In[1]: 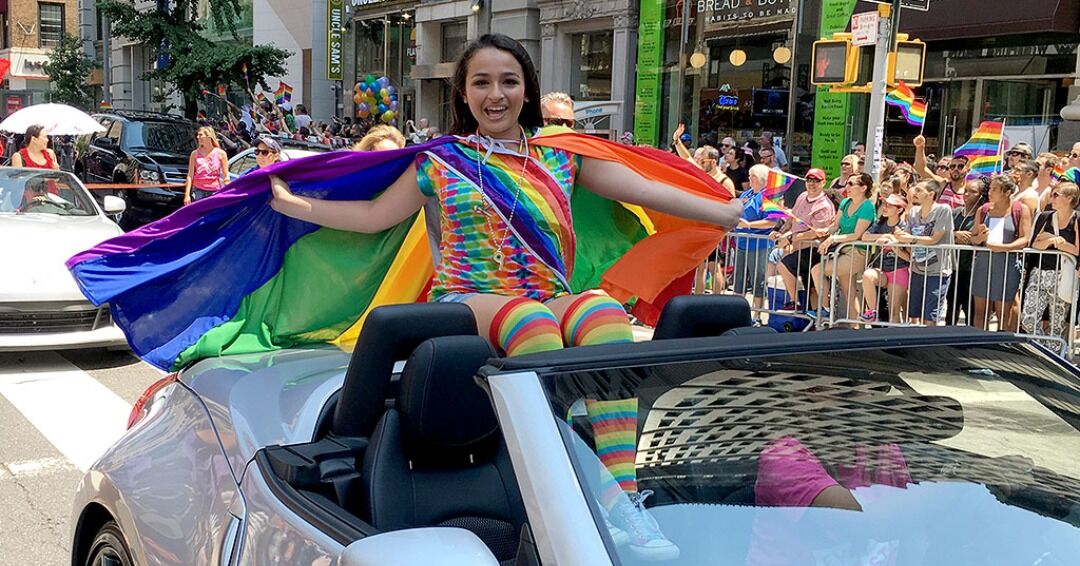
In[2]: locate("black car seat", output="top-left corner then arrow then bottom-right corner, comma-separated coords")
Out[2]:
330,303 -> 478,439
355,335 -> 527,564
653,294 -> 770,339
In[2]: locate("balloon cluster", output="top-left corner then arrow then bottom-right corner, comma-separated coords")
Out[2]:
354,75 -> 398,124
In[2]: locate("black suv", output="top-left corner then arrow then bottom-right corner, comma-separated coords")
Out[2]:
76,111 -> 199,230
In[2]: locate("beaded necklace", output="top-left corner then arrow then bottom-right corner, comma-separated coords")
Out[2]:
474,126 -> 529,268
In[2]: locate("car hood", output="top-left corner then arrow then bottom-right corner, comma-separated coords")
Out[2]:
180,347 -> 350,479
0,214 -> 121,302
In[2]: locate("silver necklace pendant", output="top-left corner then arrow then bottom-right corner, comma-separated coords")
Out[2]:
493,250 -> 505,268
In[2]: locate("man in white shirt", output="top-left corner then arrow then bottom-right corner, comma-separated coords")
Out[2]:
760,131 -> 787,170
293,104 -> 312,130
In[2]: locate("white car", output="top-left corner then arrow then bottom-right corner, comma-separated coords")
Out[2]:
0,167 -> 128,351
228,144 -> 327,177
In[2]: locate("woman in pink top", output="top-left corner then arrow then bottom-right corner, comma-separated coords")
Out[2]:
183,126 -> 230,204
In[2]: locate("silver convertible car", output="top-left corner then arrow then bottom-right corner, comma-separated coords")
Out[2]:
0,168 -> 127,351
70,297 -> 1080,565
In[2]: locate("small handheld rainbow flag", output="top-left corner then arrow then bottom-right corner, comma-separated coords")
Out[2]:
761,198 -> 789,221
242,63 -> 250,85
885,81 -> 927,128
763,169 -> 797,200
1051,162 -> 1068,182
275,81 -> 293,105
954,120 -> 1005,179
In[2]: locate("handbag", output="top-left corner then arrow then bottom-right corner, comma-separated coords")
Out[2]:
1050,212 -> 1077,302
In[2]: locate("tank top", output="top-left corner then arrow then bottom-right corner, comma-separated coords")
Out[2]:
192,150 -> 224,190
19,147 -> 54,169
415,135 -> 579,302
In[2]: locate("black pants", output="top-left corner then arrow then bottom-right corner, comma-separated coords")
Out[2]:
947,268 -> 973,326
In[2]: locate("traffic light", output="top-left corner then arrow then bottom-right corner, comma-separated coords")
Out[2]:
811,38 -> 859,86
889,38 -> 927,87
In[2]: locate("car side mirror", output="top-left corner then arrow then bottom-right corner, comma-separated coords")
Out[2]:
340,528 -> 500,566
93,137 -> 117,150
102,195 -> 126,214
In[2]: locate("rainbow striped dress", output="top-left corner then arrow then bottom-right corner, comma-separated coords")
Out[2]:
417,134 -> 580,302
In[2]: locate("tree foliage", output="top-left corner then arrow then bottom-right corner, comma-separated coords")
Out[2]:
42,33 -> 98,110
97,0 -> 290,118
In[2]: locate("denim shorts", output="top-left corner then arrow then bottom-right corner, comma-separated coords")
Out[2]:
909,273 -> 950,321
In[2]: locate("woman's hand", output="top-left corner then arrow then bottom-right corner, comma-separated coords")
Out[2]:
818,236 -> 834,255
672,123 -> 685,144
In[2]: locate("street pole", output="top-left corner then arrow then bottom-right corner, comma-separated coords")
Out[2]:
864,0 -> 901,180
102,19 -> 112,107
674,0 -> 690,136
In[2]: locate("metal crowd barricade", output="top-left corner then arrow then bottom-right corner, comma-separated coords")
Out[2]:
698,231 -> 824,332
823,240 -> 1077,357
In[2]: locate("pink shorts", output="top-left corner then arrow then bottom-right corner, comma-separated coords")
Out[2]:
883,267 -> 910,288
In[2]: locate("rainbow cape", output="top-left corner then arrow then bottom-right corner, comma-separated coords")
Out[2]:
67,129 -> 730,371
954,120 -> 1004,179
884,81 -> 926,127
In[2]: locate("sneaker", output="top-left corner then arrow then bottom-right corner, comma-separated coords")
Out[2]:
805,307 -> 829,320
779,301 -> 798,312
607,490 -> 680,561
600,505 -> 630,547
860,310 -> 878,323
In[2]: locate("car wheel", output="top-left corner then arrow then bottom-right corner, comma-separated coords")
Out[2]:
86,521 -> 133,566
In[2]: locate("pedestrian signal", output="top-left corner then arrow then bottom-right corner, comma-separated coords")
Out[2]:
811,39 -> 858,86
889,39 -> 926,87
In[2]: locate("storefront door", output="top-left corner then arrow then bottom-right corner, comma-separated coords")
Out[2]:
927,79 -> 977,155
979,78 -> 1058,154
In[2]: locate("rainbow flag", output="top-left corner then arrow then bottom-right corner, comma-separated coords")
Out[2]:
763,169 -> 796,200
66,130 -> 731,371
885,81 -> 927,128
217,84 -> 227,97
953,120 -> 1005,179
275,81 -> 293,105
1052,162 -> 1068,182
761,199 -> 789,221
242,63 -> 250,84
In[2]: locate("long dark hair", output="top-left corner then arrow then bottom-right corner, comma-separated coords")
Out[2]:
450,34 -> 543,135
23,124 -> 45,147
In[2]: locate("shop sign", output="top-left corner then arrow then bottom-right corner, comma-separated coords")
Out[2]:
634,0 -> 666,147
811,0 -> 859,180
942,43 -> 1077,59
327,0 -> 345,81
696,0 -> 795,33
851,12 -> 878,47
7,96 -> 23,115
17,56 -> 49,78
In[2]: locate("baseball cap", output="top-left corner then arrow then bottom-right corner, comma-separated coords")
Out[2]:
806,168 -> 826,181
885,193 -> 907,208
256,135 -> 283,153
679,133 -> 692,143
278,101 -> 293,112
1008,142 -> 1033,157
620,131 -> 635,143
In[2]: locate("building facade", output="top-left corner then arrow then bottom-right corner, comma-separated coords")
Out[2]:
1,0 -> 79,114
538,0 -> 637,138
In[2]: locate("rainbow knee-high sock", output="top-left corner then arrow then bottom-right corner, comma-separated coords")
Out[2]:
490,297 -> 564,356
561,293 -> 634,347
587,398 -> 638,506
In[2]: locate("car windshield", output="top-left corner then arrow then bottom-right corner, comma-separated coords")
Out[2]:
541,343 -> 1080,565
123,121 -> 197,153
0,170 -> 98,216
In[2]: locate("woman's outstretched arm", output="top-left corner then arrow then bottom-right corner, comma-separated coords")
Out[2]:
578,157 -> 743,229
269,162 -> 428,233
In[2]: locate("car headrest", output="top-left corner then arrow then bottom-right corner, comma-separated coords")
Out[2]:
398,335 -> 499,468
653,295 -> 753,340
331,303 -> 478,438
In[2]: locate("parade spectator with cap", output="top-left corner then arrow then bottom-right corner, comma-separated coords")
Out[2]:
619,131 -> 635,145
859,193 -> 911,323
239,135 -> 284,176
1005,142 -> 1033,172
914,134 -> 966,208
772,167 -> 836,312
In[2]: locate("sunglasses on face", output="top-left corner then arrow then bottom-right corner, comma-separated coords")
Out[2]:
858,160 -> 866,165
947,164 -> 965,170
1070,152 -> 1080,158
543,118 -> 575,127
254,149 -> 277,156
1007,151 -> 1026,157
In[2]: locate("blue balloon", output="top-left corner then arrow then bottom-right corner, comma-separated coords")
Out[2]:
377,103 -> 387,113
386,85 -> 395,96
390,100 -> 398,111
358,82 -> 367,92
377,76 -> 390,88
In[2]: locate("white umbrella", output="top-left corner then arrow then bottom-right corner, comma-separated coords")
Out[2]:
0,103 -> 105,136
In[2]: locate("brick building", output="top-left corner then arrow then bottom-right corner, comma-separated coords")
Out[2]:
0,0 -> 79,112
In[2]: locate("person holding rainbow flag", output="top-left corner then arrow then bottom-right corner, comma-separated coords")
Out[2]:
69,33 -> 742,561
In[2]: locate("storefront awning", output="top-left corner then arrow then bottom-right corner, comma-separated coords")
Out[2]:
897,0 -> 1080,40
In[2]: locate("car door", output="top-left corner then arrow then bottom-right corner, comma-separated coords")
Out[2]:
85,119 -> 120,183
98,120 -> 124,182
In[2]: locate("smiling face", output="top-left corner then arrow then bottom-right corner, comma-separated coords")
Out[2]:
464,47 -> 527,139
254,143 -> 279,168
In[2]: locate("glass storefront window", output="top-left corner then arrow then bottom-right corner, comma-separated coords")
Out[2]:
442,21 -> 468,63
355,19 -> 386,77
569,31 -> 613,102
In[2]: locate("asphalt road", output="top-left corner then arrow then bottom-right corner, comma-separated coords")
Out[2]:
0,348 -> 160,566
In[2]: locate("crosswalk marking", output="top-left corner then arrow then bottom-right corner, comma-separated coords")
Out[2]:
0,457 -> 77,479
0,352 -> 133,472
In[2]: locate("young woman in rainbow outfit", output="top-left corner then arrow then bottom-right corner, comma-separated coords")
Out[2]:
268,34 -> 742,559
